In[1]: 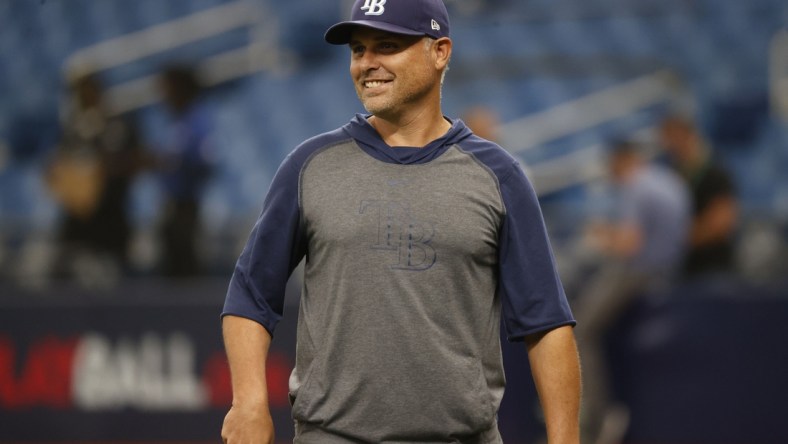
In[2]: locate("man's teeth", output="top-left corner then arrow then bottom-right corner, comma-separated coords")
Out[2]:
365,81 -> 385,87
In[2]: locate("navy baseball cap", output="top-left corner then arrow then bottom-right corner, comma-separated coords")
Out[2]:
325,0 -> 450,45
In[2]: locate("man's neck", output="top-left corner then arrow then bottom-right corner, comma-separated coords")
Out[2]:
369,107 -> 451,148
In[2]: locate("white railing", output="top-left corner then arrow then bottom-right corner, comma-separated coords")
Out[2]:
62,0 -> 291,115
527,126 -> 659,196
498,70 -> 685,195
769,28 -> 788,122
499,69 -> 681,153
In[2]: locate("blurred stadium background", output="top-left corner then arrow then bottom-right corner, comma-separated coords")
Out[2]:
1,0 -> 787,443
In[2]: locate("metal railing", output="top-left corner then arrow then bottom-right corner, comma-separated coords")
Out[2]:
769,28 -> 788,122
498,70 -> 686,195
62,0 -> 292,116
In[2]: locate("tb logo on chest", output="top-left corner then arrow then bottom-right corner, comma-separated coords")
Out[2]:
359,199 -> 436,271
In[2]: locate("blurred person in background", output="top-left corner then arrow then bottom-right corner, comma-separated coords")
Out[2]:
463,105 -> 534,180
46,72 -> 144,286
462,105 -> 501,142
659,115 -> 739,278
220,0 -> 580,443
575,141 -> 690,444
156,65 -> 216,278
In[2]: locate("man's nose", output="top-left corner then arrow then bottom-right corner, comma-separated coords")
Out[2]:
357,50 -> 381,71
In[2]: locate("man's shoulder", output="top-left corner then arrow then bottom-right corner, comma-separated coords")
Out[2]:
638,165 -> 690,206
695,160 -> 735,197
455,134 -> 520,183
643,164 -> 685,189
282,125 -> 354,173
704,161 -> 735,184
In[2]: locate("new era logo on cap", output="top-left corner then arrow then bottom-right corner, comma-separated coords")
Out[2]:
325,0 -> 450,45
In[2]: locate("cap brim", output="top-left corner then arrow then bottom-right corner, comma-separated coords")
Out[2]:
324,20 -> 424,45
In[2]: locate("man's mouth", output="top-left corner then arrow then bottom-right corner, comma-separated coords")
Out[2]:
364,80 -> 391,88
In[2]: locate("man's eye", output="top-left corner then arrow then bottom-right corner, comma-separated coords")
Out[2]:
378,42 -> 397,51
351,46 -> 364,55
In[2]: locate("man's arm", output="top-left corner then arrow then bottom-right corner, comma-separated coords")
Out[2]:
691,195 -> 737,247
584,221 -> 643,259
221,315 -> 275,444
525,325 -> 581,444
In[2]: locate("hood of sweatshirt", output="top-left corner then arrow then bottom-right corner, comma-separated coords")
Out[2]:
341,113 -> 474,165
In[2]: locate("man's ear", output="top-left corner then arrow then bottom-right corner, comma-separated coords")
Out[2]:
433,37 -> 452,70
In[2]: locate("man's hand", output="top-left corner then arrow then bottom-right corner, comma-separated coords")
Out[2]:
221,403 -> 275,444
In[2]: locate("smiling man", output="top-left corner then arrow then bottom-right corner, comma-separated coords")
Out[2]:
220,1 -> 580,443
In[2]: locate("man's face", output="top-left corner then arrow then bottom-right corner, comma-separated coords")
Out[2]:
348,28 -> 439,119
659,120 -> 695,162
610,154 -> 634,183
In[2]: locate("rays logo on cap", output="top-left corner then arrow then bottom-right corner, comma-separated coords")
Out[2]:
361,0 -> 387,15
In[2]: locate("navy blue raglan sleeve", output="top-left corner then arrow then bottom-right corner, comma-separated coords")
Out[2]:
498,162 -> 575,341
222,153 -> 306,336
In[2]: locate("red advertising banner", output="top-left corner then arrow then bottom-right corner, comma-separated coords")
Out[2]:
0,279 -> 298,443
